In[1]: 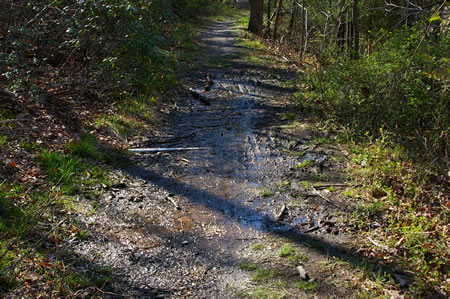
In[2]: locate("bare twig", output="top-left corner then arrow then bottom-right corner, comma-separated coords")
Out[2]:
129,147 -> 209,153
23,5 -> 49,30
303,225 -> 320,233
166,196 -> 181,210
313,183 -> 349,189
0,217 -> 67,278
311,187 -> 343,210
275,204 -> 286,221
408,1 -> 446,66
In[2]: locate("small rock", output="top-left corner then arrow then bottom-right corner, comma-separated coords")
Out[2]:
393,274 -> 408,287
297,265 -> 309,280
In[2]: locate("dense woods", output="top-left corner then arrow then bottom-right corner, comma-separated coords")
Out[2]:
246,0 -> 449,295
0,0 -> 448,297
249,0 -> 448,165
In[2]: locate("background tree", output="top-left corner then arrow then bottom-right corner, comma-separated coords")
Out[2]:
248,0 -> 264,34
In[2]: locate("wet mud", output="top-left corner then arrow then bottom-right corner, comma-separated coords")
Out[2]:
72,21 -> 359,298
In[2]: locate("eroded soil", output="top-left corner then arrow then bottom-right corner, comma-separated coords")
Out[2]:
71,21 -> 366,298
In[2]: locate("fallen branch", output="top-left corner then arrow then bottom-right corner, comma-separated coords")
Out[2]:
313,183 -> 348,189
275,204 -> 286,221
302,225 -> 320,233
190,88 -> 211,105
23,5 -> 49,30
129,147 -> 209,153
311,187 -> 343,210
367,237 -> 402,258
165,196 -> 181,210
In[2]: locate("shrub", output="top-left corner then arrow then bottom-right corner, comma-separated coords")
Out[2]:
298,26 -> 449,165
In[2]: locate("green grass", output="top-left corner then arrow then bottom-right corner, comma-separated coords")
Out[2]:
252,286 -> 287,299
344,131 -> 449,295
312,173 -> 328,181
38,150 -> 83,193
288,252 -> 309,265
93,114 -> 140,139
239,262 -> 258,271
235,12 -> 249,28
238,262 -> 280,282
252,243 -> 264,251
296,159 -> 313,169
38,147 -> 112,195
67,133 -> 99,159
19,140 -> 38,151
261,187 -> 274,197
276,180 -> 289,188
252,268 -> 280,282
300,181 -> 311,189
278,244 -> 293,257
118,96 -> 156,121
0,108 -> 15,121
0,183 -> 28,235
295,280 -> 318,292
0,135 -> 7,146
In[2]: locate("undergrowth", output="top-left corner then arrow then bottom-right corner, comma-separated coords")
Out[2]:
234,13 -> 449,297
346,129 -> 449,296
0,0 -> 237,295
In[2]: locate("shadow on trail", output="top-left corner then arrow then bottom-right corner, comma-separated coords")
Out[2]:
123,163 -> 390,274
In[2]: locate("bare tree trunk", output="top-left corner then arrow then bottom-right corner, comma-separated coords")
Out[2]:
352,0 -> 359,59
336,0 -> 345,52
268,0 -> 271,21
288,0 -> 297,33
249,0 -> 264,34
346,10 -> 352,52
299,0 -> 306,57
273,0 -> 283,40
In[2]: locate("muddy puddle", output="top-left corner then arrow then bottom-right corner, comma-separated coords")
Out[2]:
70,21 -> 356,298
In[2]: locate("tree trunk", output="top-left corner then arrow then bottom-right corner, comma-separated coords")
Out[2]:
352,0 -> 359,59
336,0 -> 345,52
268,0 -> 271,22
288,0 -> 297,33
273,0 -> 283,40
299,0 -> 306,57
248,0 -> 264,34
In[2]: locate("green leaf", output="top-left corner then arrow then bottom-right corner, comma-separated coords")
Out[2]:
429,12 -> 440,22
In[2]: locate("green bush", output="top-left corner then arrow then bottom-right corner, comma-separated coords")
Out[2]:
298,26 -> 449,163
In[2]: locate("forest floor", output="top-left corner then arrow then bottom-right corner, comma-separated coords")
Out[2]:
53,20 -> 405,298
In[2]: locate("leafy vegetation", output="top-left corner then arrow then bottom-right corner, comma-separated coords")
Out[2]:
241,0 -> 448,296
0,0 -> 234,296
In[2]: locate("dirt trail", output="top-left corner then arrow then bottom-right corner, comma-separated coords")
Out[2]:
72,21 -> 361,298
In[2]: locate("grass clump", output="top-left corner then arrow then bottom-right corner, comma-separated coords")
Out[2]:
38,146 -> 111,195
296,160 -> 313,169
261,187 -> 274,197
345,131 -> 449,294
288,252 -> 308,265
278,244 -> 293,257
67,134 -> 99,160
300,181 -> 311,189
252,243 -> 264,251
295,280 -> 318,292
239,262 -> 258,271
252,268 -> 279,282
